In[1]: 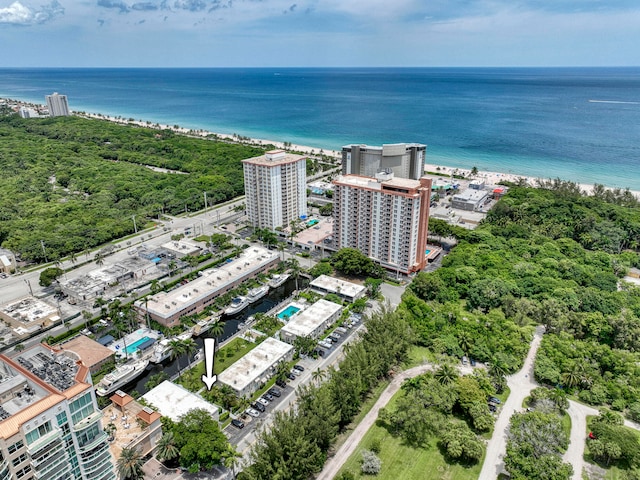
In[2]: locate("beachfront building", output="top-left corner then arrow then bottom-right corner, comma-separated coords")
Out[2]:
135,246 -> 279,327
0,345 -> 116,480
45,92 -> 70,117
279,299 -> 342,344
342,143 -> 427,181
217,337 -> 294,398
451,188 -> 488,211
332,172 -> 432,275
242,150 -> 307,230
142,381 -> 218,422
308,275 -> 366,303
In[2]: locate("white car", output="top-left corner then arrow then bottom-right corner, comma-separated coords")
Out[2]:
245,408 -> 260,418
257,398 -> 269,406
290,369 -> 301,377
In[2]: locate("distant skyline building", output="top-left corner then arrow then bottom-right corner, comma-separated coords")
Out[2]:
332,172 -> 432,275
45,92 -> 70,117
342,143 -> 427,180
0,345 -> 116,480
242,150 -> 307,230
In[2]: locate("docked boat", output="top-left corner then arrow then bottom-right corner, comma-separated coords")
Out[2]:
96,359 -> 149,396
150,331 -> 193,364
192,317 -> 217,336
224,296 -> 249,315
247,285 -> 269,303
268,273 -> 290,288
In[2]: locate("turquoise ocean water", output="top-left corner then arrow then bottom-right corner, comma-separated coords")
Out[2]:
1,67 -> 639,189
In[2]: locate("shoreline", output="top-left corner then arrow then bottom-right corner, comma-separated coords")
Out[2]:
3,97 -> 639,197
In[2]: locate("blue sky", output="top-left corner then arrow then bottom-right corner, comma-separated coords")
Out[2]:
1,0 -> 639,67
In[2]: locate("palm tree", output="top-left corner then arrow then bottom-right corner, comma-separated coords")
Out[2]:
434,363 -> 458,385
169,340 -> 186,378
149,279 -> 162,295
288,258 -> 301,291
209,320 -> 225,339
94,252 -> 105,267
183,338 -> 198,369
312,368 -> 326,385
69,252 -> 77,265
155,431 -> 179,464
223,447 -> 242,479
277,242 -> 285,262
117,446 -> 144,480
458,331 -> 473,357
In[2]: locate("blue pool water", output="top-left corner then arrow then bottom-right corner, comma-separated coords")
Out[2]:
425,249 -> 431,255
278,306 -> 300,320
125,336 -> 151,354
307,219 -> 319,226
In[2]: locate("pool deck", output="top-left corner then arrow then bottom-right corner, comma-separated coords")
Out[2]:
276,302 -> 306,321
108,327 -> 161,360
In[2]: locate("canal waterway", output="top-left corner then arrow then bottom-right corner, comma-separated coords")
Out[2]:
123,276 -> 305,396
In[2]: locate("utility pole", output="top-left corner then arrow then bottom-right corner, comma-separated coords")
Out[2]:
203,191 -> 208,215
132,215 -> 138,234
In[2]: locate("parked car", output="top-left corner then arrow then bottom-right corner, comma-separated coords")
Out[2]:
251,402 -> 265,413
329,333 -> 341,341
263,394 -> 274,402
336,327 -> 348,334
257,398 -> 269,407
470,358 -> 477,366
488,396 -> 501,404
293,365 -> 305,372
245,408 -> 260,418
231,419 -> 245,429
290,369 -> 301,377
286,372 -> 296,380
275,379 -> 287,388
268,387 -> 281,397
488,404 -> 497,413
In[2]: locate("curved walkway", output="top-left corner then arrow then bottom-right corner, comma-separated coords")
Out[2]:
478,325 -> 545,480
316,363 -> 436,480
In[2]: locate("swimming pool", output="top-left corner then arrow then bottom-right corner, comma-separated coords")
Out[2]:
277,305 -> 300,320
125,336 -> 151,354
307,219 -> 319,226
425,249 -> 431,255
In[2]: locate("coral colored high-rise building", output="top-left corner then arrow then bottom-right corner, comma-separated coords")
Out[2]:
332,172 -> 432,275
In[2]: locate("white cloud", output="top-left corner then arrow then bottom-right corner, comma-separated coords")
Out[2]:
0,0 -> 63,24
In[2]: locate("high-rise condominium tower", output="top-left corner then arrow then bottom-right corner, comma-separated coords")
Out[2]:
242,150 -> 308,230
342,143 -> 426,180
45,93 -> 70,117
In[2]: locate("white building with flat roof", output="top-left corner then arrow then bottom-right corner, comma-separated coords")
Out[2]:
280,299 -> 342,344
45,92 -> 70,117
309,275 -> 366,303
136,246 -> 278,327
217,337 -> 294,397
242,150 -> 307,230
142,381 -> 219,422
451,188 -> 488,211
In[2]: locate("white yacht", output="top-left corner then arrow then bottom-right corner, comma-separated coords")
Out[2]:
224,296 -> 249,315
96,359 -> 149,396
192,317 -> 217,336
247,285 -> 269,303
268,273 -> 290,288
150,331 -> 193,364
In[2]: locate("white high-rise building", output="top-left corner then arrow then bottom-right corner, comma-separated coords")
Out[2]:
242,150 -> 308,230
45,93 -> 70,117
332,172 -> 432,275
0,345 -> 116,480
342,143 -> 427,180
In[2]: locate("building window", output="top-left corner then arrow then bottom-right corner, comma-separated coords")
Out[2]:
8,440 -> 24,454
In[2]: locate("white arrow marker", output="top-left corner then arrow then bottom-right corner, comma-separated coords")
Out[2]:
201,337 -> 217,390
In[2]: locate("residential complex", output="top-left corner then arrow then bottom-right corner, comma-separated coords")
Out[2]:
142,381 -> 218,422
332,172 -> 432,275
308,275 -> 366,303
242,150 -> 307,230
217,337 -> 294,397
279,299 -> 342,344
135,246 -> 278,327
45,93 -> 70,117
341,143 -> 427,180
0,345 -> 116,480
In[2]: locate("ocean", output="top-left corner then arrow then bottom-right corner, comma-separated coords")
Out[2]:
1,67 -> 639,189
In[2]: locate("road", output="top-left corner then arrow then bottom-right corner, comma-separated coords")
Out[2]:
478,325 -> 545,480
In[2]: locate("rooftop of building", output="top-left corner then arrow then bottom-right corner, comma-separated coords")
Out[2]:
309,275 -> 366,299
142,381 -> 218,422
342,143 -> 426,151
292,217 -> 334,246
140,246 -> 278,319
217,337 -> 293,393
161,239 -> 202,256
281,299 -> 342,337
55,335 -> 115,369
333,173 -> 425,192
452,188 -> 489,201
0,296 -> 58,324
242,149 -> 307,167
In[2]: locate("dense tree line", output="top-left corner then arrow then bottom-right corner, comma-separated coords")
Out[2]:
0,115 -> 263,262
239,307 -> 413,479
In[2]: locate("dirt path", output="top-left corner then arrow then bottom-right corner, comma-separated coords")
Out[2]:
478,325 -> 545,480
316,363 -> 435,480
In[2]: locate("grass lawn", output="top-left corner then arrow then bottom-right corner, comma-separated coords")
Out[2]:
404,345 -> 436,368
337,422 -> 482,480
337,391 -> 483,480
